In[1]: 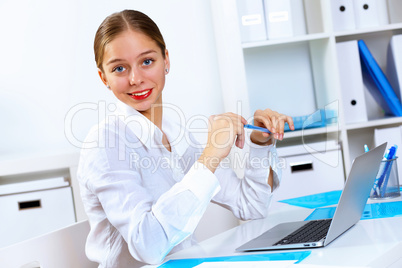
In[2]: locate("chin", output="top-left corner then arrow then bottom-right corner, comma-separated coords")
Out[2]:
130,100 -> 155,113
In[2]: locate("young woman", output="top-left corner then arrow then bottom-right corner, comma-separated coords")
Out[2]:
77,9 -> 294,267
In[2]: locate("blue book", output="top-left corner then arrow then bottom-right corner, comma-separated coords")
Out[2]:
284,109 -> 337,132
358,40 -> 402,116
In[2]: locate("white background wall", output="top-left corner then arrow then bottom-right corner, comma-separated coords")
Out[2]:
0,0 -> 225,156
0,0 -> 238,241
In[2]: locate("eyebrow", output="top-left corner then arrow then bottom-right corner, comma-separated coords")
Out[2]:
105,49 -> 158,66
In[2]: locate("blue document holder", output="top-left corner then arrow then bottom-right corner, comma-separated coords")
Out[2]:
284,109 -> 338,132
305,201 -> 402,221
358,39 -> 402,116
279,190 -> 342,209
158,251 -> 311,267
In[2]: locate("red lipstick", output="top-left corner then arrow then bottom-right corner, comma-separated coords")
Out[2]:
128,88 -> 153,100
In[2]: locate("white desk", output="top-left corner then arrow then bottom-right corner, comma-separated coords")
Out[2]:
151,199 -> 402,267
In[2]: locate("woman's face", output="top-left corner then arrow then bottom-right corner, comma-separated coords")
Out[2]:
99,30 -> 169,117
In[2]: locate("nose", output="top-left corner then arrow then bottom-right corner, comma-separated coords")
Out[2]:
129,68 -> 143,86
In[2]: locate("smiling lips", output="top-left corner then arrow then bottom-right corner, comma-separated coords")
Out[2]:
128,89 -> 152,100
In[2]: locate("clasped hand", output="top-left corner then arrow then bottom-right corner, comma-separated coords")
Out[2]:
198,109 -> 294,173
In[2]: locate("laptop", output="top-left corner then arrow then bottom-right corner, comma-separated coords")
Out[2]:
236,142 -> 387,252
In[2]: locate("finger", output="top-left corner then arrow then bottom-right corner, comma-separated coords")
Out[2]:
235,125 -> 246,149
240,115 -> 248,126
208,115 -> 215,132
237,116 -> 246,148
271,115 -> 278,133
254,114 -> 274,133
230,113 -> 247,128
224,113 -> 243,148
277,115 -> 285,130
278,118 -> 285,140
287,115 -> 295,131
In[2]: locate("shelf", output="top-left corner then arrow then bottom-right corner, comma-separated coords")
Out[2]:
0,150 -> 80,177
241,32 -> 331,49
345,116 -> 402,131
212,0 -> 402,173
283,124 -> 339,139
334,22 -> 402,38
241,22 -> 402,49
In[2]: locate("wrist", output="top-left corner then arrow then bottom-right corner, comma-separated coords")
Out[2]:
250,133 -> 273,146
198,151 -> 222,173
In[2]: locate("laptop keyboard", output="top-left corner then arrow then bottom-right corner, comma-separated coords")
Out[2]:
273,219 -> 332,245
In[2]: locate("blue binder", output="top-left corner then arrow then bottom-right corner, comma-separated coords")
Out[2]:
358,39 -> 402,116
283,109 -> 338,132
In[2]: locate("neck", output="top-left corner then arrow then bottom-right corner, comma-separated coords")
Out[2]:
140,96 -> 171,152
140,96 -> 163,130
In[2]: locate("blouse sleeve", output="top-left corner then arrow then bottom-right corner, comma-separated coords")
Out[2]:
80,145 -> 220,265
211,141 -> 281,221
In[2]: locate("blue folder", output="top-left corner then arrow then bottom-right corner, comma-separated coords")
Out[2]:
158,251 -> 311,267
305,201 -> 402,221
284,109 -> 338,132
279,190 -> 342,209
358,39 -> 402,116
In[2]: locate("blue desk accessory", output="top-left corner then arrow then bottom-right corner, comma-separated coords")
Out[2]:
244,124 -> 271,133
362,202 -> 402,219
157,251 -> 311,267
358,39 -> 402,116
305,201 -> 402,221
305,207 -> 337,221
371,145 -> 398,197
279,190 -> 342,209
246,109 -> 338,133
364,144 -> 369,153
283,109 -> 337,132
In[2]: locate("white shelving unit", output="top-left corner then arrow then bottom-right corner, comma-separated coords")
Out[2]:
0,150 -> 87,247
0,151 -> 86,221
211,0 -> 402,176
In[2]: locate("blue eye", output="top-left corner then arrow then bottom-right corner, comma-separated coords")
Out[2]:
113,66 -> 126,73
143,59 -> 154,66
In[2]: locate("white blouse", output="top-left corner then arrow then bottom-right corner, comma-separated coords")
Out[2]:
77,101 -> 281,267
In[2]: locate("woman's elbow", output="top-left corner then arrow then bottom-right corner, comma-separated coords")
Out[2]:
128,241 -> 171,265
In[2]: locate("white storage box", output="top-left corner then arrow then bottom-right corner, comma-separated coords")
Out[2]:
0,178 -> 76,248
271,140 -> 345,210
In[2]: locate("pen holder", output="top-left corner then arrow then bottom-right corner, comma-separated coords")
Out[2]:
370,157 -> 400,199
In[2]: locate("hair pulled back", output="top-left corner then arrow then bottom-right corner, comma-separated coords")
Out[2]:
94,10 -> 166,72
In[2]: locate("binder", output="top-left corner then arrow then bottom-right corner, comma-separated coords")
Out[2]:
387,0 -> 402,24
336,40 -> 368,124
263,0 -> 293,39
353,0 -> 380,29
374,126 -> 402,186
290,0 -> 307,36
386,34 -> 402,102
376,0 -> 390,25
358,39 -> 402,116
236,0 -> 267,43
330,0 -> 356,32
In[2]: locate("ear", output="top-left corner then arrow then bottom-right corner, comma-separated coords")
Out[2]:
164,49 -> 170,73
98,68 -> 109,88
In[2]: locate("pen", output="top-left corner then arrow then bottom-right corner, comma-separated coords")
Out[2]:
372,145 -> 398,197
244,124 -> 271,133
364,144 -> 369,153
378,145 -> 398,197
371,146 -> 391,197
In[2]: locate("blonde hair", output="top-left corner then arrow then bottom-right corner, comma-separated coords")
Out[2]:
94,10 -> 166,72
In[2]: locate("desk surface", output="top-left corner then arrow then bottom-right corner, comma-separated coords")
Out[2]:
151,197 -> 402,267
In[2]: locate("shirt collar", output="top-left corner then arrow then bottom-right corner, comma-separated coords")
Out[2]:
114,101 -> 188,156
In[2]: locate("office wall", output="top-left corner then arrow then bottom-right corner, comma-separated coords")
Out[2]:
0,0 -> 224,156
0,0 -> 239,242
